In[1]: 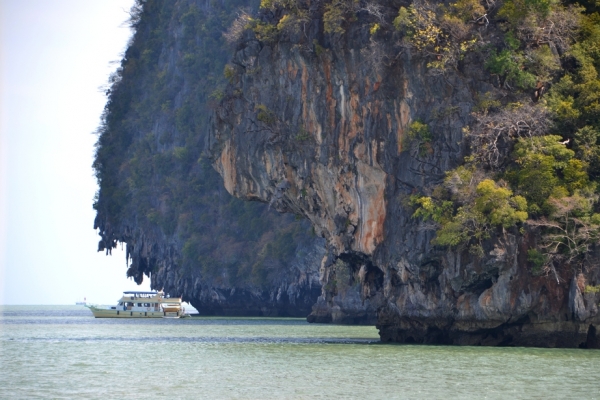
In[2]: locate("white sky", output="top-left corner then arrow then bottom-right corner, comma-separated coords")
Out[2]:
0,0 -> 158,305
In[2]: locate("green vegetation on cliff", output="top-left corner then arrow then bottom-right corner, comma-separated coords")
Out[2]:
401,0 -> 600,276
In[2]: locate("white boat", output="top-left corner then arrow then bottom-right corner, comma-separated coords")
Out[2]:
86,291 -> 190,318
75,297 -> 87,306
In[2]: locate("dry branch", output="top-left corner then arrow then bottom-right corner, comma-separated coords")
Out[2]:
468,104 -> 551,169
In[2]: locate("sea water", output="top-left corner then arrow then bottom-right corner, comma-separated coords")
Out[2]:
0,306 -> 598,399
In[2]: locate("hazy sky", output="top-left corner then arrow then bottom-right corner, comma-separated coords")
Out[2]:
0,0 -> 158,304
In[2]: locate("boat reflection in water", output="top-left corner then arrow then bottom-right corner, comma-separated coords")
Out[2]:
86,291 -> 190,318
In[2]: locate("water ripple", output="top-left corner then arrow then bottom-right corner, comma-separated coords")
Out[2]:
1,306 -> 599,399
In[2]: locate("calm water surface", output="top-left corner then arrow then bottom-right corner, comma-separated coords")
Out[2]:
1,306 -> 598,399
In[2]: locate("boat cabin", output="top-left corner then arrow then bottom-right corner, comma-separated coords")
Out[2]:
87,290 -> 187,318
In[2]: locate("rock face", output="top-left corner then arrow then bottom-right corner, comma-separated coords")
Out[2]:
209,2 -> 600,346
158,234 -> 325,317
93,0 -> 324,317
105,218 -> 326,317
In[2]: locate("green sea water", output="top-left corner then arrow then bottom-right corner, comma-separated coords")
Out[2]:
0,306 -> 598,399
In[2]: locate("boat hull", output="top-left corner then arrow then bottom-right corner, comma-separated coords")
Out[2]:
88,307 -> 183,318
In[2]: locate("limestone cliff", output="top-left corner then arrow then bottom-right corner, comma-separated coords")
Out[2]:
209,0 -> 600,346
93,0 -> 324,317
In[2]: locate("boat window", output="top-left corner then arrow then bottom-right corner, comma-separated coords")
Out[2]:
119,302 -> 123,306
137,303 -> 142,307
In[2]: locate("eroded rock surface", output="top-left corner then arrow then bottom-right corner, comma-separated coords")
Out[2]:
209,3 -> 600,346
93,0 -> 324,317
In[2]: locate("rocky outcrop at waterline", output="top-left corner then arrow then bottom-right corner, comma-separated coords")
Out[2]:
208,0 -> 600,347
376,232 -> 600,347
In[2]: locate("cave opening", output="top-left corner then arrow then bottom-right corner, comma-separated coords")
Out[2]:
337,251 -> 384,290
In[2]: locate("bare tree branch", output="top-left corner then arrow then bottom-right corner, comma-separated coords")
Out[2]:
467,104 -> 551,170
